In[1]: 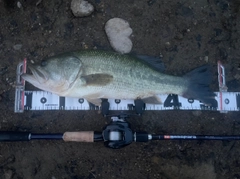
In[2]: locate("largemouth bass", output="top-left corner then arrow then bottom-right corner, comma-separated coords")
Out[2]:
22,50 -> 216,106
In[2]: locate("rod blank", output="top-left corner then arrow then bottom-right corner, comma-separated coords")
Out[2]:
151,135 -> 240,140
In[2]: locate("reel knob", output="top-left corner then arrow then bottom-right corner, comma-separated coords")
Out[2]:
102,120 -> 133,149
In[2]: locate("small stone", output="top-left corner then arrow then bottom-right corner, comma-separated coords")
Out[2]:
165,42 -> 171,48
192,110 -> 202,116
36,0 -> 42,6
234,74 -> 240,80
71,0 -> 94,17
13,44 -> 22,50
4,169 -> 13,179
81,42 -> 88,49
105,18 -> 133,54
204,56 -> 208,62
175,32 -> 183,40
17,1 -> 22,8
151,156 -> 160,164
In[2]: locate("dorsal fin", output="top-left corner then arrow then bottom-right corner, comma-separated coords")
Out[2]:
134,54 -> 165,72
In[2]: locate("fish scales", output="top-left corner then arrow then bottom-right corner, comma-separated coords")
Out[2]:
72,51 -> 187,98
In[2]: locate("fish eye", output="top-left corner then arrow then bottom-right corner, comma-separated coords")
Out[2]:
41,60 -> 47,67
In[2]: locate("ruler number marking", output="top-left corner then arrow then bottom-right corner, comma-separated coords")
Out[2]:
164,94 -> 181,109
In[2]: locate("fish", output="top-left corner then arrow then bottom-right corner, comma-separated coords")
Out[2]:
21,50 -> 217,106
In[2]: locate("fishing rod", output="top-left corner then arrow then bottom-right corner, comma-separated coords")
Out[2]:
1,114 -> 240,149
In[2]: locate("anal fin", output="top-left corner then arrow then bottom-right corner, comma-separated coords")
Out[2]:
142,96 -> 162,104
86,98 -> 102,106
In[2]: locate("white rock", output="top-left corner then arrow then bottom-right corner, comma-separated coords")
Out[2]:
13,44 -> 22,50
17,1 -> 22,8
204,56 -> 208,62
71,0 -> 94,17
105,18 -> 133,54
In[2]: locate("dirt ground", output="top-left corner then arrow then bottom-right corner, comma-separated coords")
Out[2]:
1,0 -> 240,178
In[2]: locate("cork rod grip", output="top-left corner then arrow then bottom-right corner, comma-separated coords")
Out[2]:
63,131 -> 94,142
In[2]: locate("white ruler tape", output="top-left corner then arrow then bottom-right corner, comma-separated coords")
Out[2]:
21,91 -> 240,112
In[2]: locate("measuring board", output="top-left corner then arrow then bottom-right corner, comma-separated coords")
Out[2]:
14,59 -> 240,113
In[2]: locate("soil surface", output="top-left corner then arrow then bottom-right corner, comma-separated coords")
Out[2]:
1,0 -> 240,178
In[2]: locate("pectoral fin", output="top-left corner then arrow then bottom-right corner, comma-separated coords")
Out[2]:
82,74 -> 113,86
142,96 -> 162,104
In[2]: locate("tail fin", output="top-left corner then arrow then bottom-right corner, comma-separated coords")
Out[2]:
182,66 -> 217,107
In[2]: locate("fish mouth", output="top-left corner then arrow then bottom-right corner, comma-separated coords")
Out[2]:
21,65 -> 49,84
